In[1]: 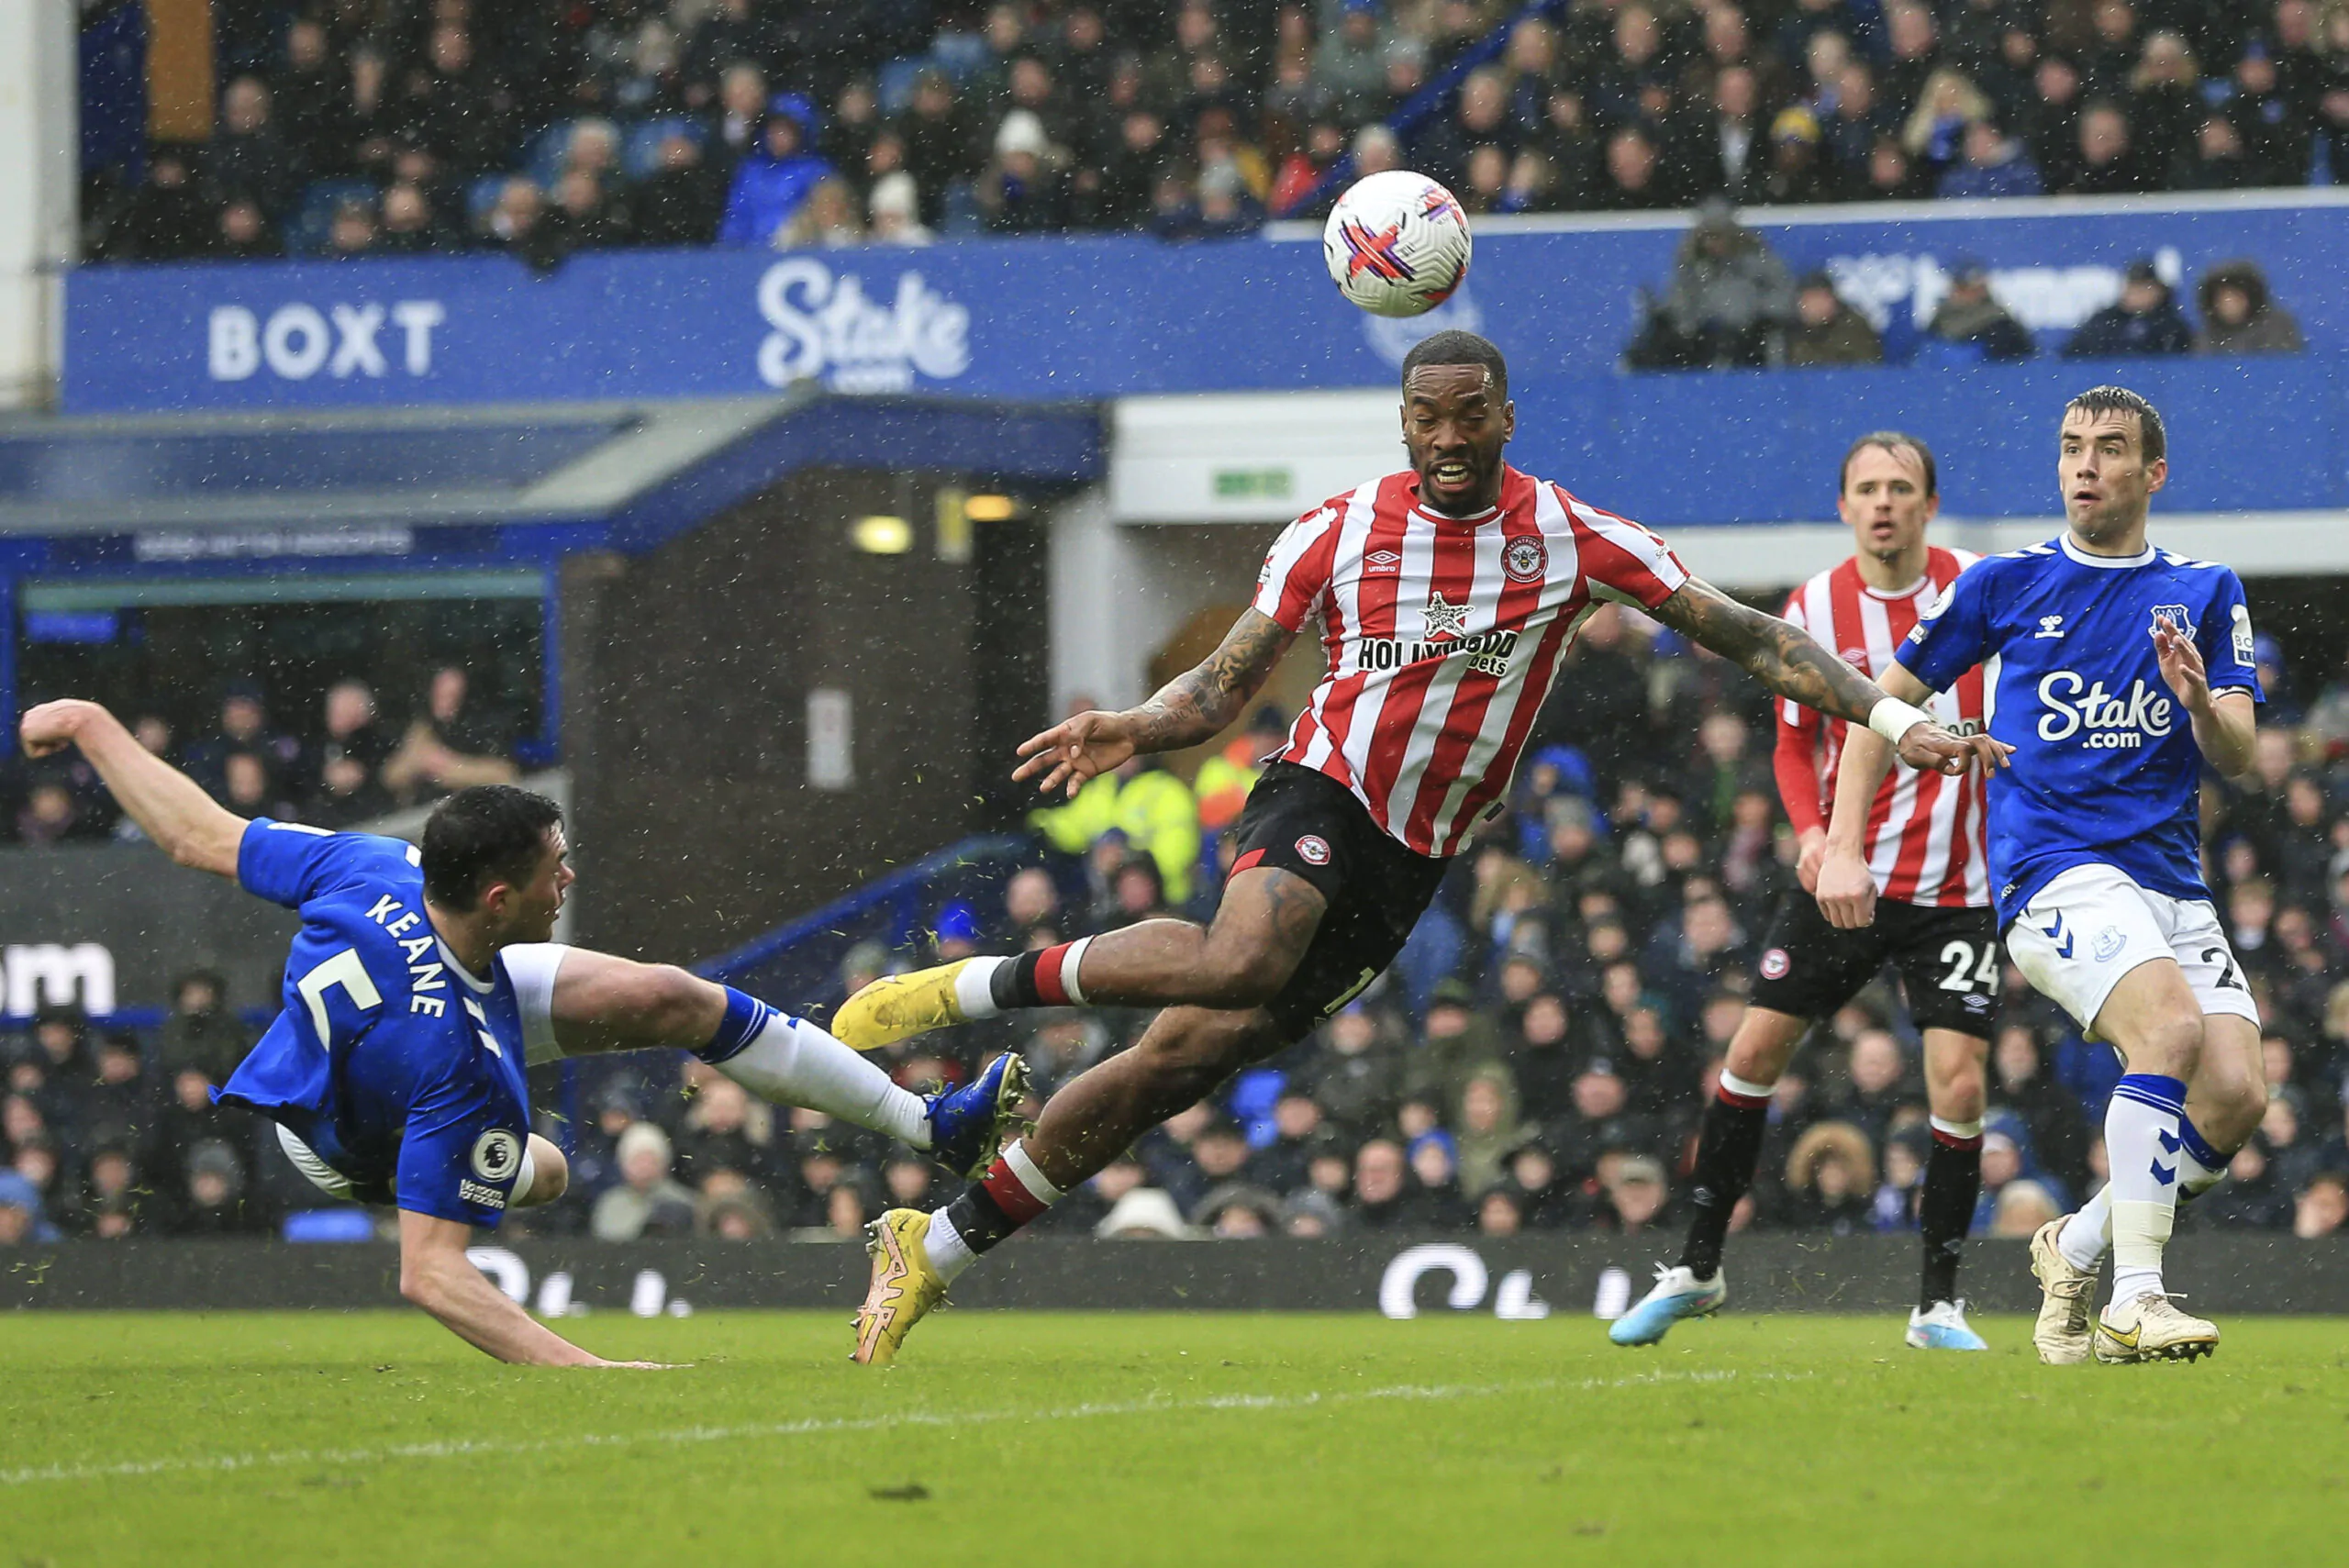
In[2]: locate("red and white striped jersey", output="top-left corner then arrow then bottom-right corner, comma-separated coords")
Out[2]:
1252,465 -> 1689,859
1773,547 -> 1989,908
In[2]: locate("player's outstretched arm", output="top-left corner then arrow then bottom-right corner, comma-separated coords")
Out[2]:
397,1209 -> 672,1368
1014,607 -> 1296,796
1648,579 -> 2005,778
17,699 -> 248,878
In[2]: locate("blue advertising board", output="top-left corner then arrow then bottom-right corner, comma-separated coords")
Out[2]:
63,193 -> 2349,416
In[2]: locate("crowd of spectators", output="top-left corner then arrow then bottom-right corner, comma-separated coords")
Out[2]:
17,602 -> 2349,1251
0,664 -> 521,848
83,0 -> 2349,265
1625,201 -> 2307,367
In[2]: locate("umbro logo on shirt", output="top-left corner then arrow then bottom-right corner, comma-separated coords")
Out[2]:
1365,550 -> 1403,573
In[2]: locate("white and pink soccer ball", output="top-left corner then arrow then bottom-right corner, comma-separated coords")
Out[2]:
1320,171 -> 1474,318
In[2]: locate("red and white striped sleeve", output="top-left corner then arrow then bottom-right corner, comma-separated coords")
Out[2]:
1771,584 -> 1829,835
1250,502 -> 1344,632
1560,490 -> 1689,610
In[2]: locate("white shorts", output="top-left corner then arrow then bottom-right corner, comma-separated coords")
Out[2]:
2005,864 -> 2260,1039
500,941 -> 572,1066
276,1122 -> 540,1205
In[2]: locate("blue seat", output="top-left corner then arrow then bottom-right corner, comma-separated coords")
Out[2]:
283,1208 -> 376,1243
287,178 -> 381,255
876,57 -> 929,117
623,117 -> 706,180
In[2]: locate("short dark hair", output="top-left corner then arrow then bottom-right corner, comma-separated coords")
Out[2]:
1401,329 -> 1508,401
2064,384 -> 2166,464
1839,430 -> 1938,498
422,785 -> 564,910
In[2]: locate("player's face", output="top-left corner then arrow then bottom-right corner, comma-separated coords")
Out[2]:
1835,443 -> 1936,561
492,827 -> 573,944
2058,408 -> 2166,542
1401,364 -> 1514,517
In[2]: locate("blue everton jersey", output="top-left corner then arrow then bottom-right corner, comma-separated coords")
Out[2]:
1900,534 -> 2262,925
218,822 -> 533,1227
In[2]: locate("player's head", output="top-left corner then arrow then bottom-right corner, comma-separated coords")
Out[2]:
2058,385 -> 2167,545
1399,329 -> 1514,518
1834,431 -> 1938,563
421,784 -> 573,945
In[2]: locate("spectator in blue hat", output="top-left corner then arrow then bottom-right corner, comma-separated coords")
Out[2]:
0,1169 -> 61,1245
718,98 -> 835,247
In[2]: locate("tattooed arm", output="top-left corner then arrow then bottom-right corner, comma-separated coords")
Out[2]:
1013,608 -> 1297,796
1644,578 -> 2007,777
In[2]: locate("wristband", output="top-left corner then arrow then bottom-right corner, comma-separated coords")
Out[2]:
1866,697 -> 1933,746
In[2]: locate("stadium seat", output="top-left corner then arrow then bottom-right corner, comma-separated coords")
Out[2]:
283,1208 -> 376,1243
287,178 -> 382,256
622,117 -> 707,181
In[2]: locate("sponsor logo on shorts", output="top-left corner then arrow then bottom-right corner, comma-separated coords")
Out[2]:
1296,834 -> 1332,866
1761,948 -> 1790,980
471,1128 -> 523,1184
2093,926 -> 2127,962
459,1178 -> 509,1210
1503,536 -> 1548,583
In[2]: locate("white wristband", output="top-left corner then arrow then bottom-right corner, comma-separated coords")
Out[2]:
1866,697 -> 1933,745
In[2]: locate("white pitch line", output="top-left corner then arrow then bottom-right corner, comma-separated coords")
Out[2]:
0,1367 -> 1808,1488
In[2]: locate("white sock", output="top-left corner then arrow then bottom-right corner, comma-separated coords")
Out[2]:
953,956 -> 1009,1020
2057,1122 -> 2229,1273
925,1208 -> 976,1282
2058,1185 -> 2110,1272
2103,1073 -> 2187,1304
717,1012 -> 930,1148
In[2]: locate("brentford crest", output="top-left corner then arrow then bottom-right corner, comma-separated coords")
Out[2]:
1503,536 -> 1548,583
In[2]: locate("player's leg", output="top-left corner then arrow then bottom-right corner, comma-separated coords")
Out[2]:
1613,893 -> 1875,1347
1909,1028 -> 1990,1349
513,945 -> 1022,1179
510,1134 -> 569,1207
834,863 -> 1327,1048
832,766 -> 1359,1051
2008,866 -> 2211,1362
1890,901 -> 2000,1350
853,1003 -> 1285,1365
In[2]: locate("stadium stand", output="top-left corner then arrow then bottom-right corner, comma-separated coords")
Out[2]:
74,0 -> 2349,262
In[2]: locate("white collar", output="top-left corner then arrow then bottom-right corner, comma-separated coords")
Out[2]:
1860,572 -> 1933,602
435,935 -> 496,995
2059,531 -> 2156,570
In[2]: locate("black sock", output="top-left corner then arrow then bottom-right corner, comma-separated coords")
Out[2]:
1679,1086 -> 1770,1280
941,1183 -> 1021,1255
990,950 -> 1052,1011
1918,1135 -> 1983,1310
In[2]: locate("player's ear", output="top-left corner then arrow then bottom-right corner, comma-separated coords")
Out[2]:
2145,458 -> 2167,495
1501,399 -> 1516,440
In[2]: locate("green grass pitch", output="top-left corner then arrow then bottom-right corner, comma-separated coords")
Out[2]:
3,1312 -> 2343,1566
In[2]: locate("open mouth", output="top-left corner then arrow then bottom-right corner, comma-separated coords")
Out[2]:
1429,459 -> 1474,488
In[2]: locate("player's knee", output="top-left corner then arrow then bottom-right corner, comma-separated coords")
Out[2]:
2138,1010 -> 2205,1075
643,963 -> 715,1039
1933,1063 -> 1987,1125
1197,945 -> 1298,1008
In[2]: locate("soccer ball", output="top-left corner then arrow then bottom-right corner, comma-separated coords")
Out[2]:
1321,171 -> 1474,318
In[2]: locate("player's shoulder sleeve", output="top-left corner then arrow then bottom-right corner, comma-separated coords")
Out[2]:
1558,487 -> 1689,610
392,1035 -> 529,1228
1899,554 -> 1998,694
238,822 -> 420,910
2200,565 -> 2266,702
1250,495 -> 1350,631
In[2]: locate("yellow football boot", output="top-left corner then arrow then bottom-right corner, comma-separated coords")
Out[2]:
2093,1293 -> 2219,1364
831,961 -> 975,1051
852,1208 -> 950,1366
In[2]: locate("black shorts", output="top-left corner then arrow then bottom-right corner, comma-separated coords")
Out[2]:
1227,762 -> 1451,1040
1749,889 -> 2002,1040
